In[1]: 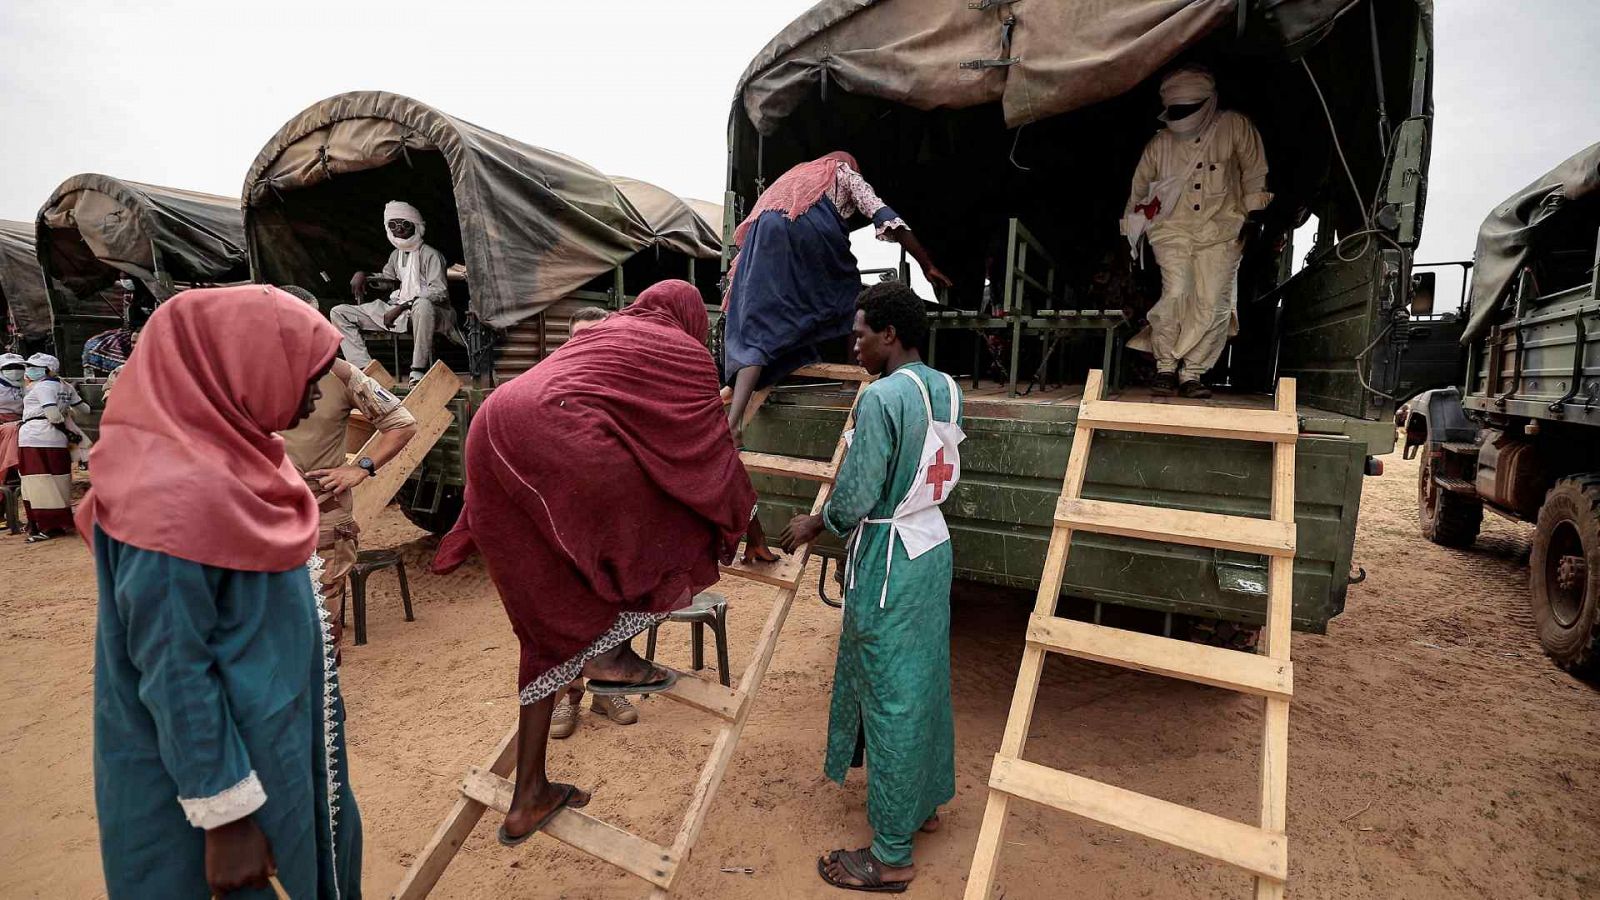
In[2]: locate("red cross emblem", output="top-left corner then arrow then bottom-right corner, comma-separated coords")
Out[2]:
926,448 -> 955,501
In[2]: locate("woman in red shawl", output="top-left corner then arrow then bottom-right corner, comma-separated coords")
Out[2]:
722,151 -> 951,443
432,279 -> 762,842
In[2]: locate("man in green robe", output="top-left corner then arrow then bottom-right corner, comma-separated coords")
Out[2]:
783,281 -> 964,892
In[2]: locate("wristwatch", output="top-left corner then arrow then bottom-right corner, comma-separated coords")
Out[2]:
357,457 -> 377,478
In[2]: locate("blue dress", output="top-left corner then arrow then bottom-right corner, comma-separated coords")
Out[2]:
723,197 -> 902,388
92,528 -> 362,899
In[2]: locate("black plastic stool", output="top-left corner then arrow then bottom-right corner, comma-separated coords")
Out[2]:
342,549 -> 414,646
0,484 -> 20,535
644,592 -> 730,686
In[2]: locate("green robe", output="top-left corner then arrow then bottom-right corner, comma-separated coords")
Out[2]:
822,361 -> 960,866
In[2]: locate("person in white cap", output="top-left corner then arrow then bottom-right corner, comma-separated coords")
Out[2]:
18,352 -> 89,541
331,201 -> 455,385
0,353 -> 27,421
1123,65 -> 1271,398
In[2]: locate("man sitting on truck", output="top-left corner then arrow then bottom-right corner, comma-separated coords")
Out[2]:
333,201 -> 458,386
1122,66 -> 1271,398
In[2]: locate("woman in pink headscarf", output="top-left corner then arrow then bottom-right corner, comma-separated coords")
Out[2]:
722,151 -> 951,444
82,286 -> 362,899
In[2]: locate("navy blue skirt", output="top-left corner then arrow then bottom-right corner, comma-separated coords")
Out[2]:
722,198 -> 864,389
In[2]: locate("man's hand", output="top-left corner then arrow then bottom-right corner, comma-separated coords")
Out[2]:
780,513 -> 825,554
350,271 -> 368,302
204,816 -> 275,896
921,264 -> 954,291
308,465 -> 369,497
381,302 -> 409,329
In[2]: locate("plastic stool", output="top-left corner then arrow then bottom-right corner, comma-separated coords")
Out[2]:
342,549 -> 414,646
0,485 -> 20,535
644,592 -> 730,686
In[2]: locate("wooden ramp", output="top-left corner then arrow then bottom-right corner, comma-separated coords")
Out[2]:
350,360 -> 462,529
963,369 -> 1300,899
391,362 -> 874,899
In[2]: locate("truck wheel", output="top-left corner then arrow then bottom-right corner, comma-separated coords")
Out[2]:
1182,616 -> 1261,651
1418,454 -> 1481,547
1529,476 -> 1600,674
399,486 -> 464,535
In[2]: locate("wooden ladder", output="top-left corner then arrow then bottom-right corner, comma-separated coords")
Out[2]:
392,362 -> 876,899
963,369 -> 1299,899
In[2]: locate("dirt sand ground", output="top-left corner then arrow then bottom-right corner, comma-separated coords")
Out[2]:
2,450 -> 1597,899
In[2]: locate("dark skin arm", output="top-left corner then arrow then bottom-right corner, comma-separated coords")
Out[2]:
780,513 -> 826,554
204,815 -> 275,895
887,229 -> 952,291
306,360 -> 418,495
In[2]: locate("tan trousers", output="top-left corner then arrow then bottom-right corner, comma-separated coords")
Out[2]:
1143,236 -> 1243,377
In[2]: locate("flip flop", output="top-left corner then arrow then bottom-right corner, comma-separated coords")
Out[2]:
497,782 -> 585,847
585,664 -> 679,696
816,848 -> 909,893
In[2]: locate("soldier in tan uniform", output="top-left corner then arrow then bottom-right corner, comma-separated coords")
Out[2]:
281,357 -> 417,645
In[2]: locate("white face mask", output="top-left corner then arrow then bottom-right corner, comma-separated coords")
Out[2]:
1,367 -> 23,383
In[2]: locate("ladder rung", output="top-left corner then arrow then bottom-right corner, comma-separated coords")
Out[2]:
739,451 -> 837,483
986,755 -> 1287,882
1026,614 -> 1292,700
1055,498 -> 1295,558
791,363 -> 873,381
719,546 -> 805,589
658,672 -> 745,721
460,767 -> 679,888
1078,398 -> 1297,443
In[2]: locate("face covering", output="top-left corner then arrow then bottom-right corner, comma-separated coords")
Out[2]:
1158,68 -> 1219,136
383,201 -> 426,253
25,366 -> 48,382
1,367 -> 23,384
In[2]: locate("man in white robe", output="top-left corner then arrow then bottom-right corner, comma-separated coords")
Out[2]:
331,201 -> 457,385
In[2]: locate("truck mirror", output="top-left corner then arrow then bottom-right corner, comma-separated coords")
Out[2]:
1410,271 -> 1436,316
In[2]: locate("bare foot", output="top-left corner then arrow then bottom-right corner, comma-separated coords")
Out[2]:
744,542 -> 779,564
581,643 -> 664,685
820,848 -> 914,889
503,782 -> 590,839
921,812 -> 941,833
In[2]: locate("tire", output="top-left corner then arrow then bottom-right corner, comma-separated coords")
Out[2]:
1418,453 -> 1482,547
1528,476 -> 1600,675
1182,616 -> 1261,651
399,486 -> 464,535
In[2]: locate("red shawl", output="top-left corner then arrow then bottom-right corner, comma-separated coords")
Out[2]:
732,150 -> 859,247
433,280 -> 756,684
78,286 -> 340,571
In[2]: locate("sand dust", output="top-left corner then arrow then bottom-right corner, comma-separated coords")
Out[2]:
2,450 -> 1597,898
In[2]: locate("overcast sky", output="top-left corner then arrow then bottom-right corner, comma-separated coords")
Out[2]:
2,0 -> 1596,310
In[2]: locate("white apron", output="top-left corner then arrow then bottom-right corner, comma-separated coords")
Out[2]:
844,367 -> 966,608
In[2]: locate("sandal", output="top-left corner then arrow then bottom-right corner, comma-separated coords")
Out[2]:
586,663 -> 678,696
25,532 -> 52,544
497,782 -> 587,847
817,848 -> 909,893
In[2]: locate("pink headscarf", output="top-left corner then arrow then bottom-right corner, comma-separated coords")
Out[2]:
78,285 -> 341,572
731,150 -> 860,247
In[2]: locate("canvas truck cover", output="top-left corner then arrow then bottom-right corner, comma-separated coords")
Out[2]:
611,177 -> 722,260
736,0 -> 1373,135
35,175 -> 248,316
1462,142 -> 1600,344
0,219 -> 52,341
243,91 -> 664,330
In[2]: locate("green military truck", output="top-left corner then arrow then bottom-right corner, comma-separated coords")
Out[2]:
355,2 -> 1433,640
1404,142 -> 1600,673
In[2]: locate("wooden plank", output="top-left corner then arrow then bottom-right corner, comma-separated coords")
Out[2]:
718,546 -> 805,589
1255,696 -> 1291,899
1055,498 -> 1296,558
791,362 -> 873,381
351,361 -> 461,527
1077,398 -> 1297,443
1256,376 -> 1296,900
739,451 -> 836,483
390,726 -> 518,900
987,755 -> 1288,883
964,370 -> 1104,900
657,673 -> 744,722
362,360 -> 397,391
460,768 -> 679,889
1027,614 -> 1293,700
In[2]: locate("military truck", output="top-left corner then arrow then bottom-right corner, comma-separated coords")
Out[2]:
1403,142 -> 1600,673
715,0 -> 1436,637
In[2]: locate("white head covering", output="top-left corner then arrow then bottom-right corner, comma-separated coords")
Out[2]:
1158,67 -> 1219,136
0,353 -> 25,369
27,352 -> 61,373
383,201 -> 426,253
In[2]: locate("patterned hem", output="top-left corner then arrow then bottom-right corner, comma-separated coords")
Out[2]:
517,611 -> 670,705
873,217 -> 909,240
177,771 -> 268,830
309,554 -> 344,900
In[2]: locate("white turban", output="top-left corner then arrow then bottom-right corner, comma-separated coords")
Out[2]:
27,352 -> 61,373
383,201 -> 426,253
1158,67 -> 1219,136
